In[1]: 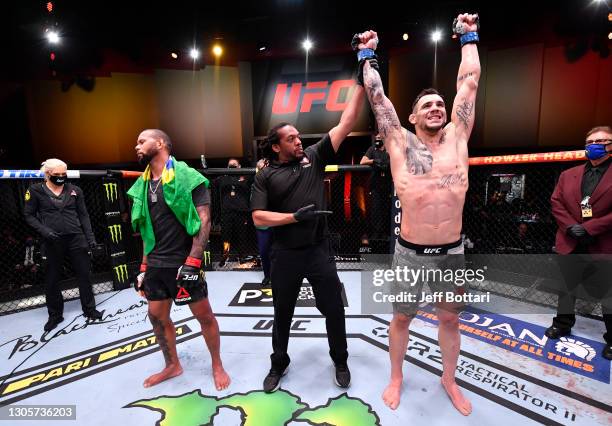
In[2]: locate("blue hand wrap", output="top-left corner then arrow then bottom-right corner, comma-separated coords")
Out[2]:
460,32 -> 479,47
357,48 -> 376,62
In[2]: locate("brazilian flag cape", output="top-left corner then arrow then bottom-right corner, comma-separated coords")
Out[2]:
127,156 -> 209,255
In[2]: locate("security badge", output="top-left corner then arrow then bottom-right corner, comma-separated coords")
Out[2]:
580,196 -> 592,218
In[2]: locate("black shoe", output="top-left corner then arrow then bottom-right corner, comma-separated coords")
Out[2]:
85,309 -> 103,320
44,316 -> 64,332
334,364 -> 351,388
261,277 -> 271,287
263,367 -> 288,393
545,326 -> 571,340
603,345 -> 612,361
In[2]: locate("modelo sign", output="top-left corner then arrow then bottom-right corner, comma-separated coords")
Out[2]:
252,56 -> 370,136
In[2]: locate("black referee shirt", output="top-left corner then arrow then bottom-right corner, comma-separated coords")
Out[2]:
251,134 -> 335,249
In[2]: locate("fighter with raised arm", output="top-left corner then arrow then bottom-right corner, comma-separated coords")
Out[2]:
357,13 -> 481,415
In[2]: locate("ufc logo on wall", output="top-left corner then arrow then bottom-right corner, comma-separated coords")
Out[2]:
272,80 -> 356,114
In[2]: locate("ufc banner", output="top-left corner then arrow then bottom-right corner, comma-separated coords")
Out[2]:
252,56 -> 371,137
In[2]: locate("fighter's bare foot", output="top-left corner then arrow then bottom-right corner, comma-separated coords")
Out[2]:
382,379 -> 402,410
213,365 -> 231,391
441,377 -> 472,416
143,365 -> 183,388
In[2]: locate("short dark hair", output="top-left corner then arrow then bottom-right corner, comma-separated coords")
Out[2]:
411,88 -> 444,112
586,126 -> 612,138
145,129 -> 172,153
260,122 -> 291,161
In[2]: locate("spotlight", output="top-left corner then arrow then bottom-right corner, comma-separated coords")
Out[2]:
212,45 -> 223,57
402,33 -> 409,41
171,52 -> 178,59
47,30 -> 60,44
431,30 -> 442,43
302,39 -> 313,51
190,48 -> 200,60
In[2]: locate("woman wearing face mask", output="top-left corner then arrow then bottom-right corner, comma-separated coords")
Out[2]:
24,158 -> 102,332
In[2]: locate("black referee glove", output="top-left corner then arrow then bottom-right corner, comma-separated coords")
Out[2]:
293,204 -> 333,222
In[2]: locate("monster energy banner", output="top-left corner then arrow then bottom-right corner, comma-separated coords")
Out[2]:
102,178 -> 130,290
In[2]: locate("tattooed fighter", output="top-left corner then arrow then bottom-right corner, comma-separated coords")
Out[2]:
355,13 -> 480,414
128,129 -> 230,390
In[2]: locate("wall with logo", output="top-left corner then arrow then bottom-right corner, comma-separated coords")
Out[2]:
251,56 -> 371,137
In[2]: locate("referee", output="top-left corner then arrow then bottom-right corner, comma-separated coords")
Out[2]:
24,159 -> 102,332
251,81 -> 365,392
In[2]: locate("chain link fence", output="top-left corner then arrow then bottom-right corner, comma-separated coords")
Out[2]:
0,155 -> 602,317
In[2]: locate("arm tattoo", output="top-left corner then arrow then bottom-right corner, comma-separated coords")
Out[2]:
363,64 -> 402,140
457,72 -> 474,82
405,132 -> 433,175
189,205 -> 210,259
456,100 -> 474,130
150,315 -> 172,366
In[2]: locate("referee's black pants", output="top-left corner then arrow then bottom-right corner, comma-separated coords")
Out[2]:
44,234 -> 96,320
270,239 -> 348,371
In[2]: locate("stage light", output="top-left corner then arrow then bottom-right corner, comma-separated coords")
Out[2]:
402,33 -> 409,41
302,39 -> 313,51
259,46 -> 266,51
47,2 -> 53,13
47,30 -> 60,44
431,30 -> 442,43
212,45 -> 223,57
50,52 -> 55,61
171,52 -> 178,59
609,32 -> 612,40
190,48 -> 200,60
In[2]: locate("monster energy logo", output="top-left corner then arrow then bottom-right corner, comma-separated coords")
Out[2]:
113,264 -> 128,283
108,224 -> 122,244
104,183 -> 118,202
203,250 -> 211,265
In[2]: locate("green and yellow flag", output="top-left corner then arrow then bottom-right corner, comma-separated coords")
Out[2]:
127,156 -> 209,255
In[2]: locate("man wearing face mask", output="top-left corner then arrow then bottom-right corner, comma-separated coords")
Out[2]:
360,134 -> 391,239
216,159 -> 253,267
24,158 -> 102,332
546,126 -> 612,360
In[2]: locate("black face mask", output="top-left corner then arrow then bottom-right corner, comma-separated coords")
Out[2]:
228,164 -> 239,168
49,175 -> 67,185
138,154 -> 153,167
375,139 -> 384,148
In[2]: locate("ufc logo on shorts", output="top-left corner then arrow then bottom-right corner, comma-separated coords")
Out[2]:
272,80 -> 356,114
423,248 -> 442,254
184,275 -> 199,280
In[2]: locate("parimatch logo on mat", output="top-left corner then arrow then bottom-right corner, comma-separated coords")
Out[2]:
126,389 -> 380,426
229,283 -> 348,307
